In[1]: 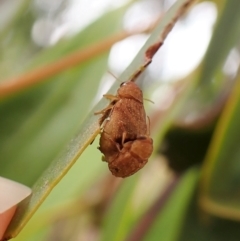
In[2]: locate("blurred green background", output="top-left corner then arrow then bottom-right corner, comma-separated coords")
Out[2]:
1,0 -> 240,240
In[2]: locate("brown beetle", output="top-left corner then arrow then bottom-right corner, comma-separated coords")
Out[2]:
94,4 -> 191,176
95,81 -> 153,178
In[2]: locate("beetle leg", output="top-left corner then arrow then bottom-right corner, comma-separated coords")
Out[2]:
94,94 -> 118,115
103,131 -> 122,152
101,155 -> 107,162
94,104 -> 113,115
121,131 -> 127,146
103,94 -> 118,101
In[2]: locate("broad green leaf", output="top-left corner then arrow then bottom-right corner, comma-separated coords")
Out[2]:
10,139 -> 107,241
176,0 -> 240,129
197,0 -> 240,220
0,0 -> 37,79
0,56 -> 107,186
1,4 -> 128,239
0,5 -> 128,185
101,175 -> 139,241
178,179 -> 240,241
200,72 -> 240,220
143,168 -> 199,241
26,4 -> 128,68
199,0 -> 240,88
210,0 -> 227,13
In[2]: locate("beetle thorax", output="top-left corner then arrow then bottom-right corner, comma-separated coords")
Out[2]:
117,82 -> 143,103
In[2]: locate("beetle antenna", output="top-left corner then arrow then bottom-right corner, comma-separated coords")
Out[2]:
144,98 -> 154,104
107,71 -> 121,83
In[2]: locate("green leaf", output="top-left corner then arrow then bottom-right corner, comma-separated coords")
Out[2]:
143,168 -> 199,241
176,0 -> 240,130
200,72 -> 240,220
8,139 -> 107,241
0,0 -> 37,79
1,4 -> 128,239
199,0 -> 240,87
179,180 -> 240,241
197,0 -> 240,220
0,56 -> 107,185
101,175 -> 139,241
0,4 -> 128,186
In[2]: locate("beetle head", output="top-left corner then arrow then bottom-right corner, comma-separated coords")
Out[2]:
117,82 -> 143,103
